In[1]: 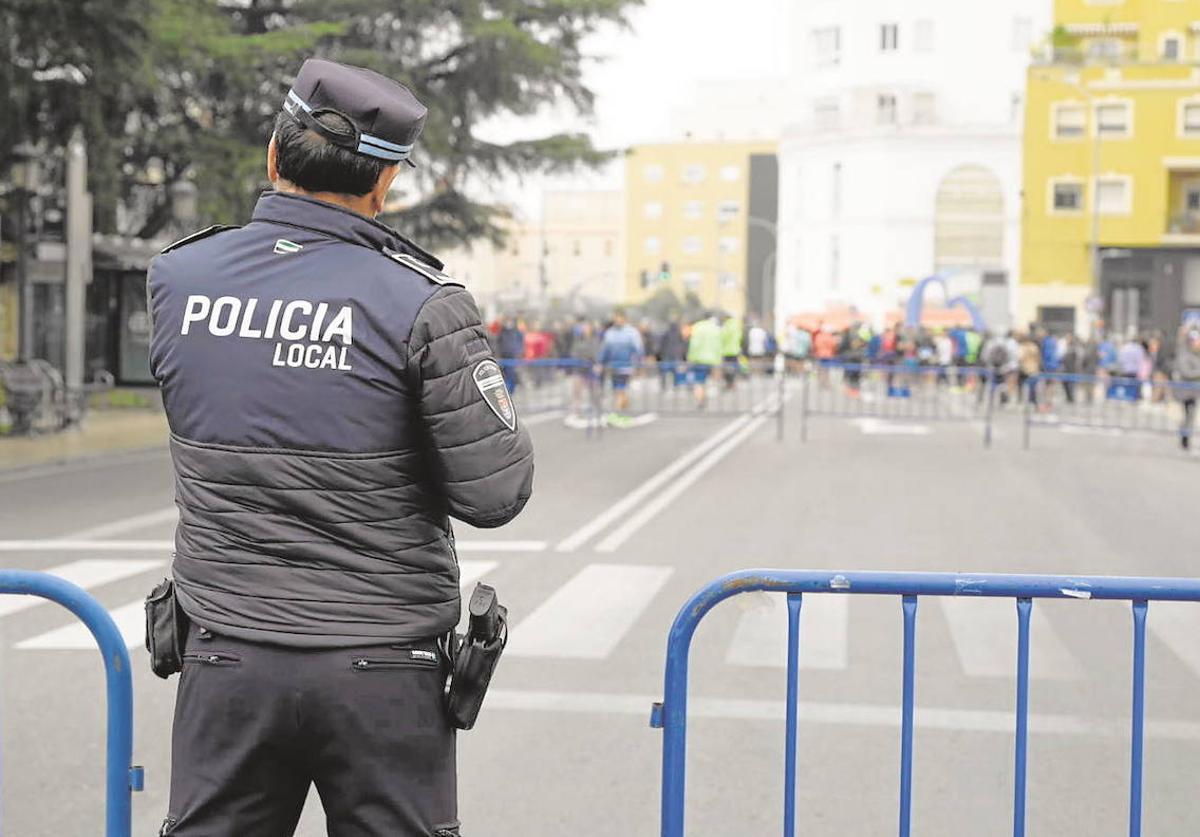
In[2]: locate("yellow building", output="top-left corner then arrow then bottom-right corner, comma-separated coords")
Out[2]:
1021,0 -> 1200,335
624,140 -> 778,318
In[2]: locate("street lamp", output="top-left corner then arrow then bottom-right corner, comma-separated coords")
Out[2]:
9,143 -> 40,363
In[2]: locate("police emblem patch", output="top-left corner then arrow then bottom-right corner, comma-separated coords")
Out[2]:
473,359 -> 516,431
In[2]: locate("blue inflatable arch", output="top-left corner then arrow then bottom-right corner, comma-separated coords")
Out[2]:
904,274 -> 987,332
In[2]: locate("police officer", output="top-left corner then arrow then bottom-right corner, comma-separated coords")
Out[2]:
147,58 -> 534,836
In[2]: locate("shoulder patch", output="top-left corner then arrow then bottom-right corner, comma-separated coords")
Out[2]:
160,224 -> 240,255
383,249 -> 463,287
473,359 -> 517,431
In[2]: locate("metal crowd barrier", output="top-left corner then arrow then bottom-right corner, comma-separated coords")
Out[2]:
0,570 -> 143,836
799,362 -> 996,447
651,569 -> 1200,837
1023,373 -> 1200,450
499,359 -> 787,439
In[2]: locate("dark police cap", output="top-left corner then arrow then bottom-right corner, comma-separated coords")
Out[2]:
282,58 -> 426,167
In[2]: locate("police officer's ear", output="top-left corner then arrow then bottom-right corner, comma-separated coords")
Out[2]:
266,134 -> 281,186
366,163 -> 401,217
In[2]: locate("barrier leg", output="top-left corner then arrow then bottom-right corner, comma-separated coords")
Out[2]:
800,371 -> 810,443
899,595 -> 918,837
0,570 -> 138,837
984,373 -> 996,449
1013,598 -> 1032,837
1129,600 -> 1148,837
1022,391 -> 1032,451
776,365 -> 786,443
784,593 -> 802,836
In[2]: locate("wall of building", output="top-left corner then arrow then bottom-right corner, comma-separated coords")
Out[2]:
777,0 -> 1050,332
624,140 -> 777,317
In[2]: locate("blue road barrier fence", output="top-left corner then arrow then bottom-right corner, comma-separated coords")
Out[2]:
499,358 -> 787,439
651,569 -> 1200,837
799,363 -> 997,447
0,570 -> 142,836
1023,373 -> 1200,450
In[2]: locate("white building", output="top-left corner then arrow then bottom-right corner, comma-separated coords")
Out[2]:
776,0 -> 1051,332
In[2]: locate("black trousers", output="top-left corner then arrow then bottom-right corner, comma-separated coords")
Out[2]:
163,623 -> 459,837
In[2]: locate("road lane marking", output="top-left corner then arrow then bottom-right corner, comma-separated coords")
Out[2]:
458,560 -> 498,589
0,558 -> 164,618
725,592 -> 848,670
484,689 -> 1200,739
521,410 -> 566,427
594,416 -> 766,553
555,415 -> 753,552
850,418 -> 931,436
506,564 -> 673,659
61,507 -> 179,541
18,599 -> 145,650
1145,600 -> 1200,677
939,598 -> 1083,680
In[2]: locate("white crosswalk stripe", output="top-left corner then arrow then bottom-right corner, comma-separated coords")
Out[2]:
18,600 -> 146,650
506,564 -> 673,659
0,558 -> 164,618
938,597 -> 1083,680
725,592 -> 849,670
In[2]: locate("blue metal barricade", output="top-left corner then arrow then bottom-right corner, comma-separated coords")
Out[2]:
0,570 -> 143,836
651,569 -> 1200,837
799,363 -> 996,447
1023,373 -> 1200,450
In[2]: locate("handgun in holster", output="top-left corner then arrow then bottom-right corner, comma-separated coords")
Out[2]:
446,582 -> 508,730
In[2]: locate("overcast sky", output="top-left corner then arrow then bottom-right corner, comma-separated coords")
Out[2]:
475,0 -> 792,218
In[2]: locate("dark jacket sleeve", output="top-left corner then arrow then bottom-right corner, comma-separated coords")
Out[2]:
408,285 -> 534,528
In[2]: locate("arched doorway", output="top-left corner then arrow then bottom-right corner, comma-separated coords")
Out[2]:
934,165 -> 1004,272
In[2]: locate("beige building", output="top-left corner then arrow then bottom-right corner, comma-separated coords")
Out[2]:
443,190 -> 624,316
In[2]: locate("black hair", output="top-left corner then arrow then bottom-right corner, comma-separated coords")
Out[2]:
272,111 -> 389,197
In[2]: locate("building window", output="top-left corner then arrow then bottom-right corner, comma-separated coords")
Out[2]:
1087,38 -> 1123,61
880,23 -> 899,52
682,236 -> 702,255
811,26 -> 841,66
719,165 -> 740,182
915,19 -> 934,52
718,272 -> 738,290
682,164 -> 706,184
877,94 -> 898,125
1162,33 -> 1182,61
1095,101 -> 1131,137
1182,101 -> 1200,137
1095,176 -> 1132,214
572,240 -> 582,257
913,93 -> 937,125
1053,103 -> 1086,139
1012,17 -> 1032,52
683,200 -> 705,220
718,236 -> 740,255
643,164 -> 664,182
682,272 -> 703,291
716,200 -> 740,222
1051,180 -> 1084,213
814,98 -> 840,131
644,236 -> 661,255
644,201 -> 663,220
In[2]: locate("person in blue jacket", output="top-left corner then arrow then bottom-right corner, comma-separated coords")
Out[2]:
598,308 -> 644,419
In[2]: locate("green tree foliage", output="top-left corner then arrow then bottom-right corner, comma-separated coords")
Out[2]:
3,0 -> 639,247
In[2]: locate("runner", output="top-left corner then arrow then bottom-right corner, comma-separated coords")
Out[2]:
687,311 -> 723,409
598,309 -> 644,426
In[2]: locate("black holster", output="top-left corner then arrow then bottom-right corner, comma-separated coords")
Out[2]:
446,583 -> 507,730
145,578 -> 190,679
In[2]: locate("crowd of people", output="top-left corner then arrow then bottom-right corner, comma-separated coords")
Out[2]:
487,312 -> 1200,445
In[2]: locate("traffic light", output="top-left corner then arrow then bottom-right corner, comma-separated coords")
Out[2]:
658,261 -> 671,284
640,269 -> 650,289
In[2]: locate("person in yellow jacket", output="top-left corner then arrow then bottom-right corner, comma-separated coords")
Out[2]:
687,312 -> 723,408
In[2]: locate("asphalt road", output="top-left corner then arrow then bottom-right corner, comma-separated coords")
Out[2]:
2,390 -> 1200,836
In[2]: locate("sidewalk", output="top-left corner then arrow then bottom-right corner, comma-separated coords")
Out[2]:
0,409 -> 168,473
